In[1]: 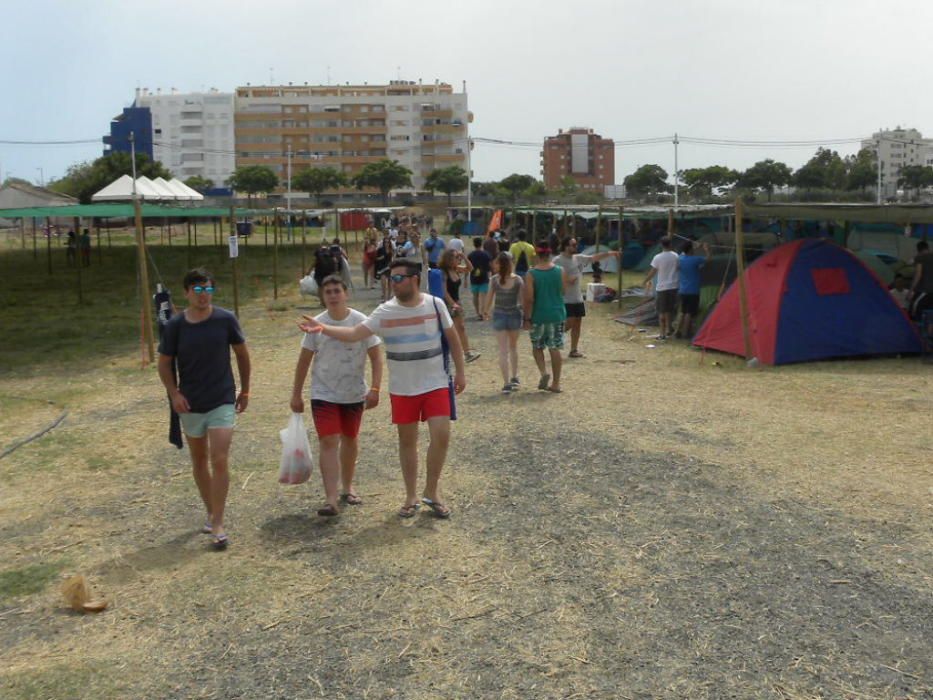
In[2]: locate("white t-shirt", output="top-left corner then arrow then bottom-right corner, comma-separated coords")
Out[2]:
301,308 -> 381,403
362,294 -> 453,396
650,250 -> 680,292
447,237 -> 465,253
553,253 -> 593,304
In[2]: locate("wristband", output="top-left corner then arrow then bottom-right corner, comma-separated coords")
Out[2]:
369,387 -> 380,393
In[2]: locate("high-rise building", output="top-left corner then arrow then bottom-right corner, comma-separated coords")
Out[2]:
541,127 -> 615,191
861,127 -> 933,198
233,80 -> 471,193
103,88 -> 236,188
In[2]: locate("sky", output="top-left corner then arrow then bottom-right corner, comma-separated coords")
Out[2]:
2,0 -> 931,187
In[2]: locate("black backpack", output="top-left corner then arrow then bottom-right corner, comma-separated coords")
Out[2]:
515,249 -> 529,275
314,246 -> 339,281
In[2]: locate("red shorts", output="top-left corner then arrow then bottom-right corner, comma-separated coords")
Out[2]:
310,400 -> 364,438
390,388 -> 451,424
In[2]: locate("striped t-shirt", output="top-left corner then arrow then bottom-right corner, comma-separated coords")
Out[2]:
362,294 -> 453,396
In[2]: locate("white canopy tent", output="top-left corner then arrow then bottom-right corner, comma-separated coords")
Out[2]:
91,175 -> 202,202
166,178 -> 204,201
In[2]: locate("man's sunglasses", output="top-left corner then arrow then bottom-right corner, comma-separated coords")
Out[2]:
389,273 -> 417,283
191,285 -> 215,294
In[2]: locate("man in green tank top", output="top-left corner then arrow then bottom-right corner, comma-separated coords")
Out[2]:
523,242 -> 568,393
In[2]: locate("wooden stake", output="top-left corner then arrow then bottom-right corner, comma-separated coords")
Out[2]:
734,198 -> 753,360
667,208 -> 674,236
616,206 -> 624,307
31,217 -> 37,259
595,206 -> 603,253
134,202 -> 154,362
45,217 -> 52,275
73,217 -> 83,305
273,210 -> 279,300
301,210 -> 307,275
229,206 -> 240,318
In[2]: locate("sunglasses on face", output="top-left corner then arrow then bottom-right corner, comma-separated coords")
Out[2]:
192,285 -> 215,294
389,273 -> 417,283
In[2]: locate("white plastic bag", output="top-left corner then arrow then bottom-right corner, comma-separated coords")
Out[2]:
299,274 -> 318,296
278,412 -> 313,484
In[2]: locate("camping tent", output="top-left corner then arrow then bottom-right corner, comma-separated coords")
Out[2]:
693,239 -> 922,365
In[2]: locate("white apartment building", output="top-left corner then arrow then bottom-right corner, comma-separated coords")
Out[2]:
234,80 -> 471,192
861,127 -> 933,198
135,88 -> 236,186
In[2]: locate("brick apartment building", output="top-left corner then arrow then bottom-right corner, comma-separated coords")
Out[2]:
541,127 -> 614,191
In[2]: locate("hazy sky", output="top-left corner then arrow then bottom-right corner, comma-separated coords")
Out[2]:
2,0 -> 930,186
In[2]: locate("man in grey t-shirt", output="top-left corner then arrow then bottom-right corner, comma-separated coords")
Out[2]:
553,237 -> 620,358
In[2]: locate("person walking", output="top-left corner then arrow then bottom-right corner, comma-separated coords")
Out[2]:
290,275 -> 383,516
79,228 -> 92,267
642,236 -> 679,340
298,259 -> 466,519
553,237 -> 620,358
509,230 -> 536,278
362,233 -> 378,289
468,236 -> 492,320
423,228 -> 446,269
157,268 -> 251,550
483,252 -> 524,393
523,242 -> 567,393
374,235 -> 395,302
439,249 -> 480,363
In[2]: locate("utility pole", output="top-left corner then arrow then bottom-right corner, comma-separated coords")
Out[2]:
673,133 -> 680,207
131,132 -> 155,363
286,144 -> 293,241
876,130 -> 883,205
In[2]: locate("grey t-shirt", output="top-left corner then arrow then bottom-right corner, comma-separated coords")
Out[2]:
553,253 -> 593,304
300,308 -> 381,403
490,274 -> 524,312
158,307 -> 246,413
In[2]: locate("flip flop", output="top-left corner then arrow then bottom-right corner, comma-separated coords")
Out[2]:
537,374 -> 551,390
398,503 -> 420,518
341,493 -> 363,506
317,504 -> 340,517
548,386 -> 563,393
568,351 -> 585,358
201,521 -> 213,534
421,497 -> 452,519
211,534 -> 229,551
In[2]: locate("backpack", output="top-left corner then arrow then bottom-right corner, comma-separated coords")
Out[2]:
314,246 -> 338,281
515,248 -> 529,275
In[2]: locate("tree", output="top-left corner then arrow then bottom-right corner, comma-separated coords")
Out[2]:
844,148 -> 877,193
227,166 -> 279,203
293,166 -> 347,203
424,165 -> 469,206
897,165 -> 933,198
1,176 -> 35,189
351,159 -> 413,205
681,165 -> 739,199
499,173 -> 537,202
737,159 -> 792,201
184,175 -> 214,193
523,180 -> 548,203
558,176 -> 578,198
792,148 -> 847,192
623,164 -> 670,198
48,151 -> 172,204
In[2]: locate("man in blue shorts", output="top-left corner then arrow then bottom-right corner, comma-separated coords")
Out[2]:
467,236 -> 492,320
675,241 -> 710,339
158,268 -> 251,550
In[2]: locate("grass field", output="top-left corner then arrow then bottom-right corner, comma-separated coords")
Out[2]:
0,229 -> 930,699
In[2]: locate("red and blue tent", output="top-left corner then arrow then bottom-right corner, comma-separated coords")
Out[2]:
693,239 -> 922,365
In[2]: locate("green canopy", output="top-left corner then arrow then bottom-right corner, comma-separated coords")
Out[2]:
0,203 -> 279,219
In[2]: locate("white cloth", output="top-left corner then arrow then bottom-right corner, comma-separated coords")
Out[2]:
362,294 -> 453,396
650,250 -> 679,292
553,253 -> 593,304
447,237 -> 465,253
301,309 -> 381,403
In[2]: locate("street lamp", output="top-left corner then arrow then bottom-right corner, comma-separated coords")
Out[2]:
36,167 -> 44,187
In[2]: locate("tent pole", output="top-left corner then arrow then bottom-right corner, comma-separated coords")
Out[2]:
273,209 -> 279,300
73,216 -> 84,305
595,206 -> 603,253
186,219 -> 192,270
31,217 -> 37,259
301,210 -> 307,275
616,207 -> 624,308
134,201 -> 154,362
734,197 -> 753,361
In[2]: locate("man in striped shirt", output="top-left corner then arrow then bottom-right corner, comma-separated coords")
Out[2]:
298,259 -> 466,519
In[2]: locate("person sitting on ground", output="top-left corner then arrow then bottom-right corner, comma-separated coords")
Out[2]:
642,236 -> 679,340
291,275 -> 383,517
439,248 -> 480,363
468,236 -> 492,320
523,241 -> 568,393
674,241 -> 710,339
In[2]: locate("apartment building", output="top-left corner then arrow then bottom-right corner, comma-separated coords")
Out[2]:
233,80 -> 471,193
103,88 -> 236,187
861,127 -> 933,198
541,127 -> 615,191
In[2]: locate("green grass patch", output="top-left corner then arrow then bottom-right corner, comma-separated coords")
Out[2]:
0,561 -> 63,601
1,663 -> 122,700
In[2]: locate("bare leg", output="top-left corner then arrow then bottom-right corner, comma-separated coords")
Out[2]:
496,331 -> 510,384
532,347 -> 547,378
567,317 -> 582,353
454,315 -> 470,352
207,428 -> 233,537
472,292 -> 482,318
187,434 -> 212,519
396,422 -> 420,508
549,348 -> 563,391
508,330 -> 520,378
317,434 -> 341,509
423,416 -> 451,504
339,435 -> 359,497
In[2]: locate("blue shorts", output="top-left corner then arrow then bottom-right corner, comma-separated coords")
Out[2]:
472,283 -> 489,294
492,309 -> 522,332
179,404 -> 236,438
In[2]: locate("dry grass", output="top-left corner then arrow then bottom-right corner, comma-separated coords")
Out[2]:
0,265 -> 930,699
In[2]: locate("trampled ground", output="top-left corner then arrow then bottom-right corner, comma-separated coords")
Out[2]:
0,238 -> 930,699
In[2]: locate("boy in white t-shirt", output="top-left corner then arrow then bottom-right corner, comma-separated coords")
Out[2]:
642,236 -> 680,340
291,275 -> 383,516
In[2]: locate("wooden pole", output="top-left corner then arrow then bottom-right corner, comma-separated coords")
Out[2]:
301,210 -> 307,274
186,219 -> 192,270
106,219 -> 111,248
561,209 -> 568,238
31,217 -> 37,259
95,222 -> 102,264
20,217 -> 26,249
134,201 -> 154,362
616,206 -> 624,307
46,217 -> 53,275
193,218 -> 198,248
734,197 -> 753,360
594,206 -> 603,253
667,208 -> 674,236
531,211 -> 537,242
229,206 -> 240,318
273,210 -> 279,300
73,217 -> 84,305
333,206 -> 340,248
264,217 -> 269,249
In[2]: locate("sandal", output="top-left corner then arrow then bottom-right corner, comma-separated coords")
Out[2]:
317,504 -> 339,517
568,350 -> 585,358
421,497 -> 452,519
397,503 -> 420,518
341,493 -> 363,506
201,521 -> 213,534
537,374 -> 551,390
211,534 -> 229,551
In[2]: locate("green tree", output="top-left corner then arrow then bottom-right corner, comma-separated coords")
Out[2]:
48,151 -> 172,204
844,148 -> 878,193
499,173 -> 537,202
424,165 -> 469,206
227,165 -> 279,203
896,165 -> 933,198
623,164 -> 670,198
737,159 -> 792,201
792,148 -> 847,192
558,176 -> 578,198
293,166 -> 347,203
681,165 -> 739,199
523,180 -> 548,203
351,159 -> 413,205
184,175 -> 214,193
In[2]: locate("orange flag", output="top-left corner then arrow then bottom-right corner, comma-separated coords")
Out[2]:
486,209 -> 503,235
